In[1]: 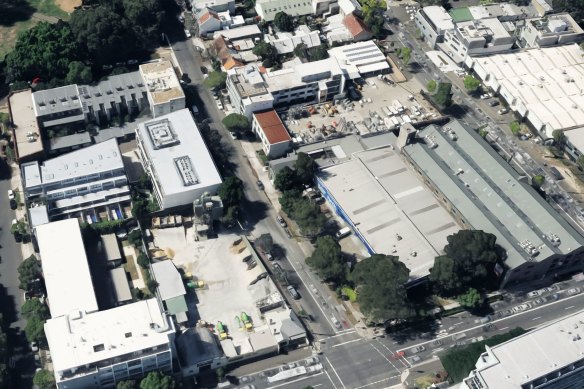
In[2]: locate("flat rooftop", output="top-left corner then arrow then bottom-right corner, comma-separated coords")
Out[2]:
466,309 -> 584,388
318,146 -> 460,281
263,57 -> 343,92
420,6 -> 454,31
137,109 -> 222,198
139,61 -> 185,105
457,18 -> 510,40
403,120 -> 584,270
214,25 -> 261,40
329,40 -> 390,77
229,65 -> 270,99
32,84 -> 82,117
45,299 -> 173,373
36,219 -> 98,318
9,89 -> 44,159
470,44 -> 584,132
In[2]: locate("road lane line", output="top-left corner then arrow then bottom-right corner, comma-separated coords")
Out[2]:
332,338 -> 362,348
267,372 -> 324,388
321,330 -> 357,341
532,316 -> 541,321
565,305 -> 575,310
374,339 -> 409,369
323,366 -> 338,389
354,375 -> 399,389
325,355 -> 346,389
369,342 -> 405,371
499,326 -> 509,331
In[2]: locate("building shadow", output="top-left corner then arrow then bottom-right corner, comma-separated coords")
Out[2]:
0,2 -> 36,27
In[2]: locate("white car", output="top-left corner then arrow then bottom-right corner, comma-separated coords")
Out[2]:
7,190 -> 14,200
512,303 -> 532,313
526,290 -> 542,298
184,29 -> 192,38
216,101 -> 223,110
497,108 -> 509,115
410,345 -> 426,354
229,132 -> 237,140
480,93 -> 490,100
567,287 -> 582,296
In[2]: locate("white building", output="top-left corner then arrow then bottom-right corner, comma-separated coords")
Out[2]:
466,44 -> 584,141
36,219 -> 99,318
191,0 -> 235,13
21,138 -> 130,222
415,6 -> 454,48
136,109 -> 222,209
442,17 -> 515,64
462,310 -> 584,389
328,40 -> 390,79
265,25 -> 321,55
252,110 -> 292,158
226,65 -> 275,119
45,299 -> 176,389
139,61 -> 185,118
520,13 -> 584,48
255,0 -> 314,21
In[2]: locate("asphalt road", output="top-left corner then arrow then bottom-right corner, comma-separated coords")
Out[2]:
0,165 -> 34,387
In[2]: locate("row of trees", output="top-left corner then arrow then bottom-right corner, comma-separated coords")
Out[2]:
305,230 -> 503,322
4,0 -> 166,87
116,371 -> 176,389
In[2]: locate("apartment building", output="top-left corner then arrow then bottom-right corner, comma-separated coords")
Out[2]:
251,109 -> 292,158
520,13 -> 584,48
255,0 -> 313,21
21,138 -> 130,221
415,6 -> 454,48
139,61 -> 185,118
136,109 -> 222,209
226,65 -> 274,119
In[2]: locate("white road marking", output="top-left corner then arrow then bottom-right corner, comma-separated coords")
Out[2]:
499,326 -> 509,331
323,367 -> 338,389
354,374 -> 400,389
267,372 -> 324,388
332,338 -> 362,348
321,330 -> 357,341
532,316 -> 541,321
369,342 -> 405,372
325,355 -> 347,389
374,339 -> 409,369
565,305 -> 575,310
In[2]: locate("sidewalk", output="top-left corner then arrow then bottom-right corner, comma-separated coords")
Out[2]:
9,163 -> 35,260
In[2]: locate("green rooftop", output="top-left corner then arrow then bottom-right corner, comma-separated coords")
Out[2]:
449,7 -> 473,23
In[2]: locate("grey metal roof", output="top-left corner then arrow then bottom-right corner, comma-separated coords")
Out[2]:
101,234 -> 122,262
176,327 -> 223,367
109,267 -> 132,303
32,85 -> 82,116
403,120 -> 584,270
151,260 -> 186,300
49,132 -> 92,151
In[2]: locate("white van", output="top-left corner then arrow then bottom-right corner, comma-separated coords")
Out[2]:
335,227 -> 351,240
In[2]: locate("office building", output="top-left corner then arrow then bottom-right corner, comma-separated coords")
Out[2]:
139,61 -> 185,118
255,0 -> 313,21
520,13 -> 584,48
191,0 -> 235,13
136,109 -> 222,209
21,138 -> 130,222
36,219 -> 99,318
45,299 -> 176,389
462,310 -> 584,389
226,65 -> 275,119
252,110 -> 292,158
401,121 -> 584,287
328,40 -> 390,79
415,6 -> 454,48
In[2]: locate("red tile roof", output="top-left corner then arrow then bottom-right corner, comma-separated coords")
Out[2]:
253,110 -> 291,145
198,9 -> 219,26
343,14 -> 371,39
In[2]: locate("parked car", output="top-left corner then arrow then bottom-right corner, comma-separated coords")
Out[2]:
287,285 -> 300,299
272,263 -> 283,272
256,180 -> 264,190
7,190 -> 14,200
410,345 -> 426,354
512,303 -> 532,313
229,132 -> 238,140
30,342 -> 38,352
184,29 -> 192,38
541,285 -> 559,293
409,355 -> 421,364
497,108 -> 509,115
431,339 -> 443,347
305,356 -> 320,365
488,100 -> 500,107
527,290 -> 542,298
480,93 -> 490,100
115,228 -> 128,239
9,199 -> 16,210
266,252 -> 274,261
567,287 -> 582,296
277,216 -> 287,228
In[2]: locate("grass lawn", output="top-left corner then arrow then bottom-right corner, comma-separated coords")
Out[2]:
0,19 -> 37,59
27,0 -> 69,19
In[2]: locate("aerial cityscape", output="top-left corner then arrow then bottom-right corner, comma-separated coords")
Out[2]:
2,0 -> 584,388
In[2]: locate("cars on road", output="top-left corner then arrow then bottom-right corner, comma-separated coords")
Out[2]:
497,108 -> 509,115
331,316 -> 342,329
287,285 -> 300,299
7,190 -> 14,200
567,287 -> 582,296
277,216 -> 287,228
488,100 -> 500,107
9,199 -> 16,210
256,180 -> 264,190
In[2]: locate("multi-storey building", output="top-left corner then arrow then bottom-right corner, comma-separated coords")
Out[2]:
415,5 -> 454,48
21,138 -> 130,221
251,109 -> 292,158
520,13 -> 584,48
136,109 -> 222,209
226,65 -> 275,119
139,61 -> 185,118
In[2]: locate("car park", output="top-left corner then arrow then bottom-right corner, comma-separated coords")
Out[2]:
567,287 -> 582,296
512,303 -> 532,312
287,285 -> 300,299
277,216 -> 287,228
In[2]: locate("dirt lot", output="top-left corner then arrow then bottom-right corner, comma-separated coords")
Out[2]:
55,0 -> 80,13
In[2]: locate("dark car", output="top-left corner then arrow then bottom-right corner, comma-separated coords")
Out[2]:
488,100 -> 500,107
257,180 -> 264,190
200,66 -> 208,74
9,199 -> 16,210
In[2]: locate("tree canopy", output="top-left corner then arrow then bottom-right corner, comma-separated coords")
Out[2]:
33,369 -> 55,389
532,174 -> 545,189
350,254 -> 412,323
18,254 -> 41,291
274,167 -> 298,192
306,236 -> 346,284
463,75 -> 481,93
426,79 -> 437,93
116,380 -> 138,389
256,233 -> 274,253
429,230 -> 501,296
361,0 -> 386,36
294,152 -> 315,186
274,11 -> 294,32
279,191 -> 326,236
433,82 -> 452,108
218,176 -> 244,208
252,42 -> 279,68
457,288 -> 483,310
222,113 -> 250,134
139,371 -> 176,389
203,71 -> 227,89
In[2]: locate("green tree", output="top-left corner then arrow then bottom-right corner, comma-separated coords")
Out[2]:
426,79 -> 437,93
294,152 -> 316,186
220,205 -> 239,227
33,369 -> 56,389
532,174 -> 545,189
139,371 -> 176,389
433,82 -> 453,108
457,288 -> 483,309
429,230 -> 500,296
361,0 -> 386,36
463,75 -> 481,93
309,44 -> 329,61
222,113 -> 250,134
274,11 -> 294,32
274,166 -> 298,192
128,229 -> 142,247
279,189 -> 302,215
21,298 -> 50,321
24,316 -> 46,343
252,41 -> 278,58
510,121 -> 521,136
203,71 -> 227,89
121,0 -> 164,49
552,129 -> 566,150
255,233 -> 274,253
5,21 -> 81,83
137,252 -> 150,269
399,47 -> 412,64
18,255 -> 41,291
578,155 -> 584,170
117,380 -> 138,389
306,236 -> 346,283
279,192 -> 326,236
66,61 -> 93,84
218,176 -> 244,208
146,279 -> 159,295
293,43 -> 308,59
350,254 -> 412,323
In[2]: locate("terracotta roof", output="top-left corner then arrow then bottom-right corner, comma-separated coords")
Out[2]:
223,58 -> 244,70
213,36 -> 244,70
198,9 -> 219,26
343,14 -> 371,38
253,110 -> 291,145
